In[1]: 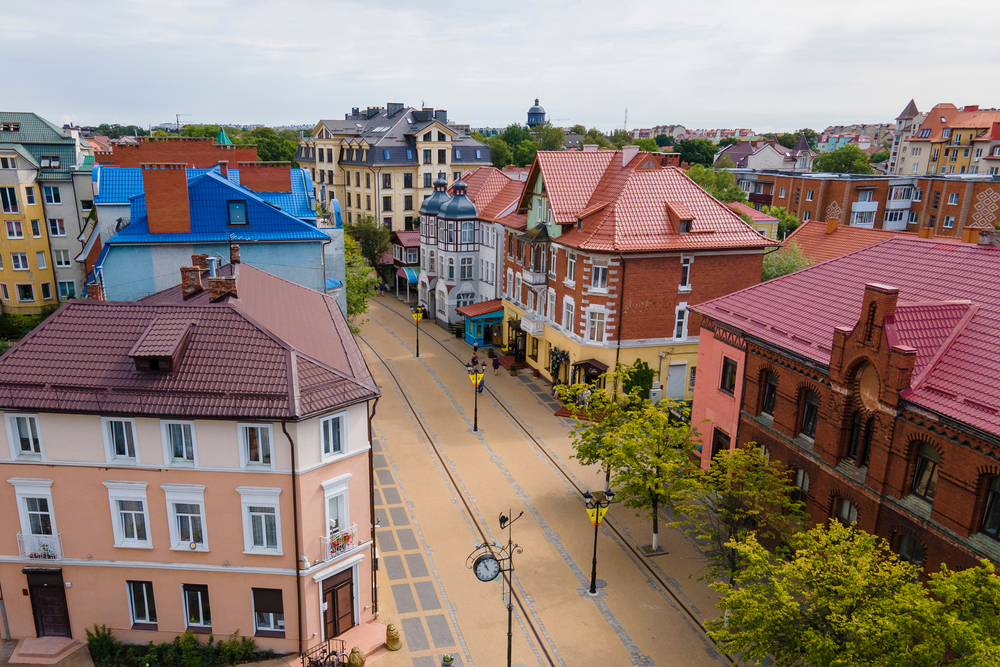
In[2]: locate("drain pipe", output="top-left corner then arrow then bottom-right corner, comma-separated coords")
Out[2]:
367,397 -> 380,616
281,421 -> 305,654
614,252 -> 627,371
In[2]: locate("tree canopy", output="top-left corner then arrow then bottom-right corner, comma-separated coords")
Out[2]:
533,123 -> 566,151
609,129 -> 633,149
584,127 -> 612,149
93,123 -> 149,139
345,214 -> 391,277
654,134 -> 675,147
813,144 -> 874,174
499,124 -> 533,148
488,136 -> 513,168
685,165 -> 747,203
634,138 -> 659,152
513,140 -> 538,168
676,138 -> 718,167
718,137 -> 739,148
569,124 -> 587,136
762,240 -> 812,281
775,128 -> 819,150
343,234 -> 379,333
870,148 -> 890,163
761,205 -> 801,238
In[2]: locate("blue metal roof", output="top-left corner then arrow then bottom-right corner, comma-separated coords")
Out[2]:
326,278 -> 343,290
397,267 -> 419,283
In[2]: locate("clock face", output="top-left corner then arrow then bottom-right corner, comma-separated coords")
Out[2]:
474,554 -> 501,582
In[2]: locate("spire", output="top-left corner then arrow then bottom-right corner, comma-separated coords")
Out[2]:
792,133 -> 811,152
216,128 -> 233,145
896,99 -> 919,121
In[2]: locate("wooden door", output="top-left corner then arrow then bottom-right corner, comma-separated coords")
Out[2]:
29,581 -> 71,638
322,569 -> 354,639
335,581 -> 354,635
491,324 -> 502,345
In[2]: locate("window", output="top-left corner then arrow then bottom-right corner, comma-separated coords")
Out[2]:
382,173 -> 391,189
1,187 -> 18,213
41,283 -> 51,300
423,173 -> 432,188
447,257 -> 454,280
792,469 -> 810,504
43,186 -> 60,204
36,251 -> 46,270
30,219 -> 40,237
834,498 -> 858,524
564,252 -> 576,284
53,249 -> 70,267
800,390 -> 819,439
404,195 -> 413,210
104,481 -> 151,548
802,211 -> 811,221
323,474 -> 351,541
57,281 -> 76,299
25,187 -> 35,205
355,172 -> 360,187
461,221 -> 474,244
382,150 -> 390,162
183,584 -> 211,629
456,292 -> 475,307
252,589 -> 285,637
942,128 -> 951,139
679,256 -> 692,289
562,297 -> 574,332
403,173 -> 413,189
884,210 -> 906,224
239,487 -> 282,554
103,418 -> 138,462
587,310 -> 605,342
590,264 -> 608,291
546,287 -> 556,321
897,535 -> 924,566
365,173 -> 370,188
407,247 -> 417,263
981,477 -> 1000,540
720,357 -> 737,394
346,192 -> 351,207
6,220 -> 22,238
674,303 -> 688,339
6,413 -> 42,457
0,157 -> 15,169
163,484 -> 208,550
476,149 -> 482,160
911,443 -> 940,501
10,252 -> 27,271
460,256 -> 473,280
16,284 -> 33,302
438,132 -> 446,142
240,424 -> 274,468
943,215 -> 955,229
228,201 -> 247,225
549,247 -> 557,276
857,190 -> 873,203
383,196 -> 392,212
423,150 -> 431,164
710,428 -> 729,460
778,187 -> 786,198
127,581 -> 157,629
806,189 -> 814,202
162,421 -> 196,464
438,149 -> 446,164
366,195 -> 371,210
948,193 -> 959,205
321,413 -> 345,458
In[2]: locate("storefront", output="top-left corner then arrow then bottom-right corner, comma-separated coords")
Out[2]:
456,299 -> 504,347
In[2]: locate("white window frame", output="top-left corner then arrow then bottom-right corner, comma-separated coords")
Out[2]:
562,296 -> 575,333
586,309 -> 606,343
5,220 -> 22,239
590,263 -> 608,292
778,187 -> 786,198
8,478 -> 57,539
679,254 -> 693,292
943,215 -> 955,229
162,484 -> 209,552
127,581 -> 157,627
161,420 -> 198,466
103,481 -> 153,549
548,247 -> 557,277
564,252 -> 576,286
237,487 -> 283,555
505,268 -> 513,298
102,417 -> 139,464
5,413 -> 44,460
238,423 -> 275,470
947,193 -> 959,205
57,280 -> 76,299
320,412 -> 347,461
47,219 -> 66,237
546,287 -> 556,321
460,256 -> 473,280
322,473 -> 352,539
53,249 -> 71,267
674,302 -> 689,340
182,584 -> 212,628
11,252 -> 27,270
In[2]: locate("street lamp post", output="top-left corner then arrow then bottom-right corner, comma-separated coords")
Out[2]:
582,488 -> 614,596
466,361 -> 487,432
467,511 -> 524,667
410,305 -> 423,358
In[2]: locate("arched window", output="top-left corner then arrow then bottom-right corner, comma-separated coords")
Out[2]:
792,469 -> 810,504
760,371 -> 778,416
897,535 -> 925,566
911,443 -> 941,501
980,477 -> 1000,541
862,418 -> 875,467
847,412 -> 863,460
800,390 -> 819,439
834,498 -> 858,524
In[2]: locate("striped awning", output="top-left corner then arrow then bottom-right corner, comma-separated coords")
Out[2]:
396,267 -> 419,284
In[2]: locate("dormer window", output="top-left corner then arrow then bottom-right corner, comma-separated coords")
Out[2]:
130,319 -> 194,373
679,220 -> 691,233
228,200 -> 247,225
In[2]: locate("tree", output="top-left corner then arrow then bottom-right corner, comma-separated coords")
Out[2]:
343,235 -> 379,333
533,123 -> 565,151
714,154 -> 737,169
775,129 -> 819,150
676,138 -> 718,167
634,138 -> 659,152
94,123 -> 148,139
654,134 -> 675,148
672,446 -> 805,584
685,164 -> 747,203
583,127 -> 612,149
607,400 -> 699,551
609,129 -> 633,149
761,205 -> 801,238
181,124 -> 221,138
513,139 -> 538,167
775,133 -> 798,149
708,521 -> 1000,667
762,240 -> 812,281
499,124 -> 533,148
246,127 -> 297,163
345,214 -> 392,277
488,137 -> 512,168
870,149 -> 890,163
797,128 -> 820,150
813,144 -> 874,174
151,130 -> 171,137
470,132 -> 487,143
718,137 -> 739,148
570,124 -> 587,136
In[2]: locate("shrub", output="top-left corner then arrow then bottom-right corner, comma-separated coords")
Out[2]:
85,625 -> 276,667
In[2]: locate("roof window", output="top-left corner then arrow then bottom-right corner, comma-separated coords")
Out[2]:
228,200 -> 247,225
0,123 -> 19,132
129,318 -> 195,374
383,149 -> 390,160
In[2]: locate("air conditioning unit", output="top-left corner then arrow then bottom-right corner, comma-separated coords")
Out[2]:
649,382 -> 663,405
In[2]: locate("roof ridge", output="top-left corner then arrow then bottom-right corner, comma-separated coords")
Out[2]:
908,304 -> 979,391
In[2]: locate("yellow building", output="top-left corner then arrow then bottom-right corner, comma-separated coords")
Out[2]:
0,145 -> 58,314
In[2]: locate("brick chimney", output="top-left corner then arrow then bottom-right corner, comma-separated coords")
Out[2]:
918,227 -> 934,239
141,163 -> 190,234
208,276 -> 237,301
181,266 -> 203,299
230,244 -> 241,264
621,145 -> 640,166
582,144 -> 599,152
237,161 -> 291,192
191,254 -> 209,270
217,160 -> 228,178
86,282 -> 104,301
826,218 -> 841,234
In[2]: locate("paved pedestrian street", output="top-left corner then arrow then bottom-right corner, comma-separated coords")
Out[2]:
360,296 -> 729,667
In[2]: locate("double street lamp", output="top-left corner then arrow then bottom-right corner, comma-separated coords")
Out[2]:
582,488 -> 615,596
466,361 -> 487,432
410,305 -> 423,358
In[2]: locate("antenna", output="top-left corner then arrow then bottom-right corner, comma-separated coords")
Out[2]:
624,107 -> 628,131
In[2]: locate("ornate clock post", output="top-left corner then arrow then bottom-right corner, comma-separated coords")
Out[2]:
466,510 -> 524,667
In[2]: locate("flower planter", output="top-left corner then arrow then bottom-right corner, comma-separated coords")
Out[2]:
509,364 -> 518,376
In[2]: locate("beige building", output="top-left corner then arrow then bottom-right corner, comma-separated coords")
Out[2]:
298,105 -> 491,232
0,258 -> 380,656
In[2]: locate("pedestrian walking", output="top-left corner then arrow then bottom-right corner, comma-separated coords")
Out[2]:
492,356 -> 500,375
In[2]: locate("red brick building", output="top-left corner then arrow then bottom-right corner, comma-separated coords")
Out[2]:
95,136 -> 258,168
691,235 -> 1000,571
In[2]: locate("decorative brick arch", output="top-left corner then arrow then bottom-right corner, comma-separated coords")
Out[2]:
906,436 -> 945,466
976,464 -> 1000,479
827,490 -> 861,523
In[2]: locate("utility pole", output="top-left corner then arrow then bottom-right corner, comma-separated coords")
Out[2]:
624,107 -> 628,131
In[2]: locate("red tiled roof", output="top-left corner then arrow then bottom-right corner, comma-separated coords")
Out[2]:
783,221 -> 923,264
458,167 -> 526,222
529,151 -> 617,224
692,237 -> 1000,437
729,202 -> 778,223
392,231 -> 420,247
0,264 -> 378,419
496,211 -> 527,230
456,299 -> 504,318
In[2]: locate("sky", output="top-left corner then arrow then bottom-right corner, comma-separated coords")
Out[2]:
6,0 -> 1000,134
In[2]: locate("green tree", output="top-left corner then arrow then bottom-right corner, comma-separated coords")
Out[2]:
94,123 -> 149,139
610,129 -> 633,149
634,138 -> 659,152
533,123 -> 566,151
870,149 -> 890,163
246,127 -> 297,163
584,127 -> 612,149
343,235 -> 379,333
470,132 -> 487,143
346,214 -> 392,275
513,139 -> 538,167
761,205 -> 801,238
500,124 -> 533,148
775,133 -> 798,149
570,124 -> 587,136
607,400 -> 699,551
488,136 -> 513,168
676,138 -> 718,167
708,522 -> 1000,667
718,137 -> 739,148
654,134 -> 675,147
621,359 -> 655,399
673,446 -> 805,585
181,124 -> 221,138
277,128 -> 300,143
714,154 -> 737,169
813,144 -> 874,174
685,164 -> 747,203
151,129 -> 171,137
762,240 -> 812,281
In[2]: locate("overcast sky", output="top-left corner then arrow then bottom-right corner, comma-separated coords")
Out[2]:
6,0 -> 1000,134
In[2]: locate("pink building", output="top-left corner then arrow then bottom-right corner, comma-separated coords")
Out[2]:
0,251 -> 379,654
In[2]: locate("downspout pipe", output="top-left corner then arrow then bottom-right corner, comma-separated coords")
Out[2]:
280,421 -> 305,654
367,397 -> 380,616
614,252 -> 627,373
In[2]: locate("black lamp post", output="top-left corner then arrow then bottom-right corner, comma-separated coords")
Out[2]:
582,488 -> 614,596
410,305 -> 423,358
466,361 -> 487,432
467,511 -> 524,667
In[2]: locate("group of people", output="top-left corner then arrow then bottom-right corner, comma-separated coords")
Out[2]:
469,344 -> 502,375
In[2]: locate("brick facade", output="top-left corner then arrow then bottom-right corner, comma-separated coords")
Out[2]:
237,162 -> 293,192
96,137 -> 258,169
141,163 -> 191,234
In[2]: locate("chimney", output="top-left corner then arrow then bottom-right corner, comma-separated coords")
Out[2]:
230,244 -> 241,264
826,218 -> 841,234
217,160 -> 228,178
435,109 -> 448,125
965,105 -> 980,112
181,266 -> 203,299
191,254 -> 209,270
86,282 -> 104,301
141,163 -> 190,234
208,276 -> 237,302
237,161 -> 291,192
582,144 -> 599,152
918,227 -> 934,239
961,227 -> 981,244
621,145 -> 640,166
208,256 -> 218,277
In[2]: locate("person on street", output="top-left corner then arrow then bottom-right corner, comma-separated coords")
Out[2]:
492,356 -> 500,375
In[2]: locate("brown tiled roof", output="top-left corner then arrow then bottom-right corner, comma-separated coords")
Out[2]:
0,264 -> 377,419
496,211 -> 527,230
456,299 -> 504,318
783,220 -> 927,264
391,231 -> 421,247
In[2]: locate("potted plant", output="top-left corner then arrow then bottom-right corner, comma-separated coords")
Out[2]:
509,362 -> 518,376
486,347 -> 495,358
441,654 -> 454,666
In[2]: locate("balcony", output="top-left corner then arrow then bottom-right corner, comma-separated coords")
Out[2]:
521,267 -> 548,286
851,200 -> 879,213
886,198 -> 912,210
521,312 -> 545,336
18,533 -> 62,560
319,523 -> 358,563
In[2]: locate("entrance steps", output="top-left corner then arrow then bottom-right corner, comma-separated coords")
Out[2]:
337,621 -> 388,664
8,638 -> 89,666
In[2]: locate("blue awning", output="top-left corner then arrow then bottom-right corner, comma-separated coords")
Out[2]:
326,278 -> 343,290
396,267 -> 419,284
